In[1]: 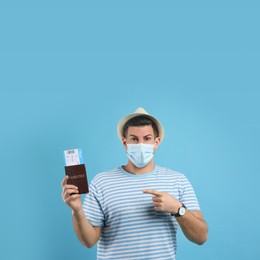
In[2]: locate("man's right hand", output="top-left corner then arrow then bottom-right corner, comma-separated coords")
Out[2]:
62,175 -> 82,212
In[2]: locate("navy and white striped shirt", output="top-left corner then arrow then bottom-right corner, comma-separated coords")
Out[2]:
83,166 -> 200,260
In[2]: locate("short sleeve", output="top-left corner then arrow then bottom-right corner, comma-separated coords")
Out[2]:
179,175 -> 201,211
82,181 -> 105,227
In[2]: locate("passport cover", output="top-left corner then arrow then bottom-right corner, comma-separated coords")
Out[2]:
65,164 -> 89,194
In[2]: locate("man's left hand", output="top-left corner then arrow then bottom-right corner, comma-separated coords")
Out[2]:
142,189 -> 182,215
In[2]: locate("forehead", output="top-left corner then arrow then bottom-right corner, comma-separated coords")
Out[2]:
126,125 -> 154,136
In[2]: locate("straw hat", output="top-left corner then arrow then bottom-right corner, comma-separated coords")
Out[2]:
117,107 -> 164,142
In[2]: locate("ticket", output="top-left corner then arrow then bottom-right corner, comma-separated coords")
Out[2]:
64,148 -> 84,166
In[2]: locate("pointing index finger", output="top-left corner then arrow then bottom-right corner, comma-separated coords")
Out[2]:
142,189 -> 162,196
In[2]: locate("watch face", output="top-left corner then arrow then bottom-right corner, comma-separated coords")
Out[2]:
179,207 -> 186,216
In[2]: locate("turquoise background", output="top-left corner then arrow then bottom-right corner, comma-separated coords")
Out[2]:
0,1 -> 259,259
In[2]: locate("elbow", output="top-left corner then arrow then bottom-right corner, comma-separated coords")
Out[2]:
188,232 -> 208,245
85,243 -> 95,249
78,237 -> 97,249
191,233 -> 208,245
82,240 -> 96,249
196,226 -> 208,245
196,235 -> 208,245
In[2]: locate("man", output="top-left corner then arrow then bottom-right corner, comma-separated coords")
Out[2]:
62,107 -> 208,260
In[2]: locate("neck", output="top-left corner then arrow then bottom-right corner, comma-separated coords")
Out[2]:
123,160 -> 155,175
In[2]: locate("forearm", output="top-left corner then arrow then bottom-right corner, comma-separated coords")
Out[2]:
72,209 -> 100,248
177,210 -> 208,245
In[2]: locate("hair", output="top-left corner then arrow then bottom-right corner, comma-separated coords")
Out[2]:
123,116 -> 159,138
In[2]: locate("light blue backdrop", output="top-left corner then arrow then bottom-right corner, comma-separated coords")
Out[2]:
0,1 -> 259,260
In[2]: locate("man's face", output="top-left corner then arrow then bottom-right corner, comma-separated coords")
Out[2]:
122,125 -> 160,149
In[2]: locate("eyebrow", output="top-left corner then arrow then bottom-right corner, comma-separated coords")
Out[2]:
129,134 -> 153,138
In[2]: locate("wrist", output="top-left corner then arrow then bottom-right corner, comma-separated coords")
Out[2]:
171,203 -> 186,217
72,208 -> 84,217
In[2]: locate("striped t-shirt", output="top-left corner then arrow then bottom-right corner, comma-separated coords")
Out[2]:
83,166 -> 200,260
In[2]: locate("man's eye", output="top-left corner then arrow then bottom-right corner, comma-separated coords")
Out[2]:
131,137 -> 138,141
145,137 -> 152,141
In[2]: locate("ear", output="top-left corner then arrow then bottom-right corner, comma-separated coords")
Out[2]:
122,137 -> 127,149
154,137 -> 161,151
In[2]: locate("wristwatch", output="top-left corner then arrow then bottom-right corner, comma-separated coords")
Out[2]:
171,203 -> 186,217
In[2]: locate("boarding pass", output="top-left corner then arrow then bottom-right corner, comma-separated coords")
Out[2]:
64,148 -> 84,166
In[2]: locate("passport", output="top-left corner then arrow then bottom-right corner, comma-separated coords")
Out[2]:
64,149 -> 89,194
64,164 -> 89,194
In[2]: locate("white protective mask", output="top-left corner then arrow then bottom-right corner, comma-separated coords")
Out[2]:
126,143 -> 154,168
